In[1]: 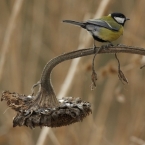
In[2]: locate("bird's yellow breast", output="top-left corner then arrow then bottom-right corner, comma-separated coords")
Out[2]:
99,26 -> 123,42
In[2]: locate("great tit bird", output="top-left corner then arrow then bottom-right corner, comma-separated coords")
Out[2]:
63,13 -> 130,45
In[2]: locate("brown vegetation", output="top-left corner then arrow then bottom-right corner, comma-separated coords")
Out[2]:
0,0 -> 145,145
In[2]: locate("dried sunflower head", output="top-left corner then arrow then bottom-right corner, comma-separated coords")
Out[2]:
2,91 -> 92,128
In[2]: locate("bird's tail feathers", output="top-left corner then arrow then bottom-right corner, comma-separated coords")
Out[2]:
63,20 -> 85,28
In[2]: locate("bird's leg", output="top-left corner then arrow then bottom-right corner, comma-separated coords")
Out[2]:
116,44 -> 126,47
101,42 -> 114,49
93,39 -> 97,52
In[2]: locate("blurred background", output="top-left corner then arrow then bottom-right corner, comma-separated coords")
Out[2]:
1,0 -> 145,145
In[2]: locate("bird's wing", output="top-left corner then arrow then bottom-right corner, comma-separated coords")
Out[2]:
86,19 -> 120,31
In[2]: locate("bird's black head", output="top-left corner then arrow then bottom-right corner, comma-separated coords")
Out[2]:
109,12 -> 130,26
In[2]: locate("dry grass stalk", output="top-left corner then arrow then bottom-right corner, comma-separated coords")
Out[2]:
0,0 -> 24,81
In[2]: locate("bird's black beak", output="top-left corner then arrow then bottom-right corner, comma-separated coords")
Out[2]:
126,18 -> 130,20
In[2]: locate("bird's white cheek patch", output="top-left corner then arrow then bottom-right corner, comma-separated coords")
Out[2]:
114,17 -> 125,24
